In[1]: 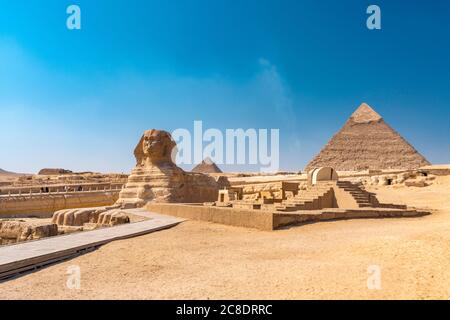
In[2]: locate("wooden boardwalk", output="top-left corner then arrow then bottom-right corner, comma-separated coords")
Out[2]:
0,209 -> 185,280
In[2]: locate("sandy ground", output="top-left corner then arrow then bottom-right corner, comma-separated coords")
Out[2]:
0,177 -> 449,300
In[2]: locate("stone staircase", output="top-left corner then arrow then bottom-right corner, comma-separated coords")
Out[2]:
274,180 -> 407,212
335,181 -> 375,208
275,183 -> 334,212
335,181 -> 406,209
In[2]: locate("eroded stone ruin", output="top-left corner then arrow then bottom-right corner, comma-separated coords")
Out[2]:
52,207 -> 130,233
213,167 -> 406,212
0,220 -> 58,245
38,168 -> 73,175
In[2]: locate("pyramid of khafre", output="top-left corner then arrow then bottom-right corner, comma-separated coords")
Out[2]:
305,103 -> 430,171
192,158 -> 223,174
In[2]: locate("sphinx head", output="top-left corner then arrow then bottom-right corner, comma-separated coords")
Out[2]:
134,129 -> 177,166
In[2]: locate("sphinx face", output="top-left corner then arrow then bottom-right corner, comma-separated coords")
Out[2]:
142,130 -> 176,161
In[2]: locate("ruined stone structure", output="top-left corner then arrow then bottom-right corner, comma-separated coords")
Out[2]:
52,207 -> 130,233
0,220 -> 58,245
149,169 -> 428,230
116,130 -> 222,207
217,187 -> 243,206
274,180 -> 406,212
272,167 -> 406,212
38,168 -> 73,175
306,103 -> 430,171
207,165 -> 408,214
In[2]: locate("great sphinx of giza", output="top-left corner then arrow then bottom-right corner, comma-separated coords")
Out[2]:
117,129 -> 222,207
52,129 -> 226,229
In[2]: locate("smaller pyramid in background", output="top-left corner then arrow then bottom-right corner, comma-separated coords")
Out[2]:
192,158 -> 223,174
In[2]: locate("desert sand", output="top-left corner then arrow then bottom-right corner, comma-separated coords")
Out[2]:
0,176 -> 449,300
0,169 -> 23,184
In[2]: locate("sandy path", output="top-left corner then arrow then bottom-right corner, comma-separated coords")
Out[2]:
0,178 -> 449,300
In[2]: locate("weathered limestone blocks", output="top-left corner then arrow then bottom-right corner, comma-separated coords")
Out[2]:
0,220 -> 58,245
364,171 -> 435,187
52,206 -> 130,231
404,177 -> 428,187
116,129 -> 224,207
241,183 -> 285,200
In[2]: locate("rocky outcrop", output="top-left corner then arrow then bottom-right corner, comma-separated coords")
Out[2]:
0,220 -> 58,245
38,168 -> 73,175
116,129 -> 222,207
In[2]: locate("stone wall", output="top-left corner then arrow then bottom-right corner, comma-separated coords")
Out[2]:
0,191 -> 119,218
237,181 -> 307,200
273,208 -> 430,229
146,203 -> 274,231
145,203 -> 428,231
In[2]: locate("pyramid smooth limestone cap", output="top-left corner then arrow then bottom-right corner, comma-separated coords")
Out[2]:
350,103 -> 382,123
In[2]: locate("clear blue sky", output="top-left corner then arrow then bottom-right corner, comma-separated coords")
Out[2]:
1,0 -> 449,173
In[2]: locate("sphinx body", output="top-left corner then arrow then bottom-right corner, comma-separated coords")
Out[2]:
52,129 -> 226,228
116,129 -> 222,207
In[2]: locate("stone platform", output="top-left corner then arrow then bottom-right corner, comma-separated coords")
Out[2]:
273,208 -> 430,229
146,203 -> 431,231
